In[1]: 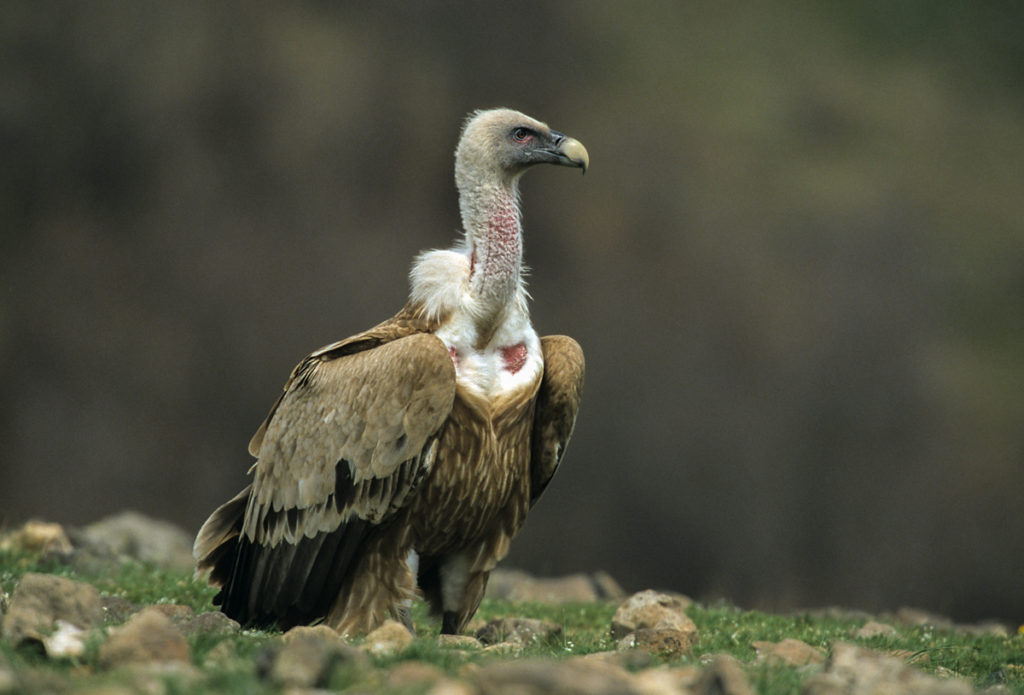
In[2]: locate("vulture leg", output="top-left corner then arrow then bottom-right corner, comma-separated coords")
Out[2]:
421,550 -> 492,635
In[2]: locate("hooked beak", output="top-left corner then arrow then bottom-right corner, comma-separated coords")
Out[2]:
545,130 -> 590,174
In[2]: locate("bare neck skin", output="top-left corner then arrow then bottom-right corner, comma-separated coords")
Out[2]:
459,177 -> 523,315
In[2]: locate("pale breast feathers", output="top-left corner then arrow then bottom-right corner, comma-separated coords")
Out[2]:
242,333 -> 456,546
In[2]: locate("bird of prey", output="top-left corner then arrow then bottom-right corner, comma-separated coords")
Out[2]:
194,108 -> 588,636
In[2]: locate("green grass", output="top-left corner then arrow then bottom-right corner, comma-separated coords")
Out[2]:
2,548 -> 1023,694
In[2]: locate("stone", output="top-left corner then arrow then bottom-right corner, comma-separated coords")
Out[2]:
268,640 -> 333,688
481,641 -> 522,657
473,658 -> 645,695
632,665 -> 701,694
79,511 -> 195,571
269,624 -> 368,688
591,571 -> 628,601
693,655 -> 755,695
891,607 -> 955,631
610,590 -> 695,639
363,619 -> 414,656
486,568 -> 626,603
853,620 -> 898,639
475,617 -> 563,646
956,620 -> 1010,638
437,634 -> 482,649
751,638 -> 824,667
1,573 -> 103,647
427,679 -> 477,695
181,611 -> 240,636
201,639 -> 240,668
98,607 -> 190,667
282,624 -> 343,644
617,627 -> 695,659
0,650 -> 16,693
99,595 -> 139,625
118,662 -> 203,694
806,606 -> 873,623
0,521 -> 73,555
147,604 -> 194,623
385,661 -> 445,688
42,619 -> 88,658
803,642 -> 974,695
577,649 -> 654,670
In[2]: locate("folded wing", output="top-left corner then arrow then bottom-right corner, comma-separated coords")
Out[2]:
195,331 -> 455,628
529,335 -> 585,507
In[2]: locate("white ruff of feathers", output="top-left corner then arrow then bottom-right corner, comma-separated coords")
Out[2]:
410,178 -> 530,325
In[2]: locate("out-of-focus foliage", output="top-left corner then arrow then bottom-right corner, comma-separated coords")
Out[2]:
2,2 -> 1022,621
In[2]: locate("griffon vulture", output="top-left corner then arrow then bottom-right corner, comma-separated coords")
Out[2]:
194,108 -> 588,636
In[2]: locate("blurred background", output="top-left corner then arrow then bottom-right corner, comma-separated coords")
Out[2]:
2,2 -> 1023,623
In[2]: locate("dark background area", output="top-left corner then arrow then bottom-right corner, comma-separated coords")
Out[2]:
3,2 -> 1023,622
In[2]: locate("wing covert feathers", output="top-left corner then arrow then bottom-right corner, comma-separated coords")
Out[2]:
244,332 -> 455,545
529,335 -> 585,507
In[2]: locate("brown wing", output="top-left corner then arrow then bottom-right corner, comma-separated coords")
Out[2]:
195,329 -> 455,628
247,311 -> 437,458
529,335 -> 584,507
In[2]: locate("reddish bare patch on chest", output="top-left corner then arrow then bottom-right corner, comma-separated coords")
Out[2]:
501,343 -> 528,374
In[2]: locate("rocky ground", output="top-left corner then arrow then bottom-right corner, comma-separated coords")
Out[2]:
0,514 -> 1020,695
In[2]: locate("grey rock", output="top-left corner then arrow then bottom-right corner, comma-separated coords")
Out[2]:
149,604 -> 195,621
890,606 -> 956,631
41,619 -> 88,658
79,511 -> 195,571
119,662 -> 203,694
437,633 -> 482,649
617,627 -> 695,659
98,607 -> 190,667
591,571 -> 628,601
475,617 -> 563,646
474,658 -> 645,695
181,611 -> 240,636
751,638 -> 825,666
853,620 -> 898,639
956,620 -> 1010,638
803,642 -> 975,695
630,665 -> 701,695
694,654 -> 755,695
805,606 -> 874,623
576,648 -> 655,670
100,595 -> 139,625
481,640 -> 523,656
267,625 -> 368,688
1,573 -> 103,647
0,650 -> 16,693
363,619 -> 415,656
486,568 -> 626,602
0,521 -> 73,555
385,661 -> 446,689
610,590 -> 696,640
427,679 -> 477,695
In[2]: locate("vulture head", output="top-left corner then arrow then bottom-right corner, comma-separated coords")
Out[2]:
455,108 -> 589,190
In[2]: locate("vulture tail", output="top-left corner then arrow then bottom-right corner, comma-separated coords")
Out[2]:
193,485 -> 250,588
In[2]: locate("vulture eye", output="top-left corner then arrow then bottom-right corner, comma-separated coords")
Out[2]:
511,127 -> 534,143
